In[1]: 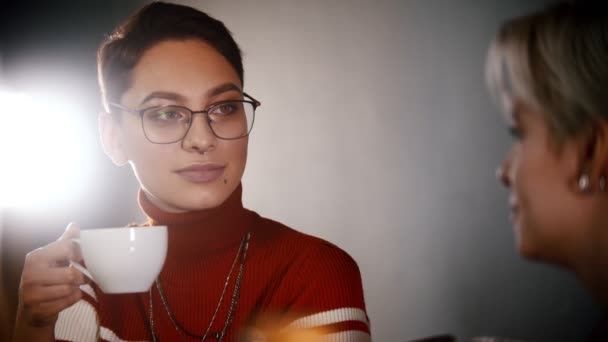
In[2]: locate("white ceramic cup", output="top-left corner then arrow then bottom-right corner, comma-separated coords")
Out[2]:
70,226 -> 167,294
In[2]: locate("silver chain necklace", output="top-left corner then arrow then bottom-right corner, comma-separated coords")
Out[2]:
149,231 -> 251,342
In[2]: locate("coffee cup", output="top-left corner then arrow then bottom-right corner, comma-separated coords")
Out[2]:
70,226 -> 167,294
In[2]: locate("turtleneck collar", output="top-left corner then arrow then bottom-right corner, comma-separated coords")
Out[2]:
138,183 -> 252,260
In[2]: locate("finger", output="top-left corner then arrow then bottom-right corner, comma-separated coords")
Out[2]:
68,262 -> 93,283
71,240 -> 83,264
62,223 -> 83,262
21,284 -> 81,304
38,290 -> 82,314
26,238 -> 80,268
22,266 -> 86,288
25,290 -> 82,324
57,222 -> 80,242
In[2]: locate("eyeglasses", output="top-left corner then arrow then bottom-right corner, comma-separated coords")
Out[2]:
109,93 -> 260,144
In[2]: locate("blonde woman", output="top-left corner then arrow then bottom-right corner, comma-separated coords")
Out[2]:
488,1 -> 608,338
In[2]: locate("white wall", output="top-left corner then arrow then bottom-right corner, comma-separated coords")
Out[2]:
174,1 -> 601,341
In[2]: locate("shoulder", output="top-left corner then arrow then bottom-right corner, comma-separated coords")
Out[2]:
249,211 -> 365,304
246,212 -> 370,338
250,211 -> 361,273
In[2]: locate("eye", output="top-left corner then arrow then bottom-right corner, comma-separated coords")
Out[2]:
508,126 -> 523,140
210,102 -> 240,116
146,107 -> 188,122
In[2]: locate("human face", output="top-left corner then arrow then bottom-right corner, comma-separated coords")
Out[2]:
112,39 -> 248,212
497,101 -> 596,266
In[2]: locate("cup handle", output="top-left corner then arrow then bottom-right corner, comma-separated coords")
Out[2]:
70,238 -> 94,281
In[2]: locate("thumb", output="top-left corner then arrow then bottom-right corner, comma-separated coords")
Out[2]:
58,222 -> 80,242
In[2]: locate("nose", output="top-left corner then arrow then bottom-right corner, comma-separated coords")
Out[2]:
181,115 -> 218,154
496,152 -> 512,188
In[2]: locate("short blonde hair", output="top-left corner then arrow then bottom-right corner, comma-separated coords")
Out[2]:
485,1 -> 608,144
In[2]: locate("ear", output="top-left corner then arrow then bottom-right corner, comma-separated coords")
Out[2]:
98,112 -> 129,166
584,119 -> 608,189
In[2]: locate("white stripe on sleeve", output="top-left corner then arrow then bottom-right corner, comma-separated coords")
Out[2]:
99,326 -> 148,342
55,296 -> 148,342
55,300 -> 99,342
287,307 -> 369,330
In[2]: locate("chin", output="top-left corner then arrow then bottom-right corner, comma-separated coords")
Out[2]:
517,242 -> 541,261
177,191 -> 229,210
515,228 -> 543,261
516,237 -> 569,270
514,219 -> 571,267
186,180 -> 241,208
142,171 -> 242,212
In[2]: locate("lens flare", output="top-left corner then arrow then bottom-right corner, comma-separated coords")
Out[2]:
0,91 -> 92,208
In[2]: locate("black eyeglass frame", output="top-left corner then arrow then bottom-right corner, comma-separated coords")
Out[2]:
108,92 -> 261,144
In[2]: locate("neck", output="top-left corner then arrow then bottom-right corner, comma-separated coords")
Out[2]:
138,183 -> 252,261
572,216 -> 608,311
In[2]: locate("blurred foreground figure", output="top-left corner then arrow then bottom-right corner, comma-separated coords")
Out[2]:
488,0 -> 608,340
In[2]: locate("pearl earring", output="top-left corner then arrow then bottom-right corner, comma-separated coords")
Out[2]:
579,173 -> 591,192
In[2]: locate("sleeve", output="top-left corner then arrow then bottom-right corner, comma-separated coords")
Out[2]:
282,242 -> 371,342
54,284 -> 100,342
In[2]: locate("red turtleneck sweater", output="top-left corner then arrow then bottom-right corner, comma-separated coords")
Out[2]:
54,185 -> 370,341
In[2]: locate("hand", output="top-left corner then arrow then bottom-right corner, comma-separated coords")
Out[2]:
13,223 -> 87,341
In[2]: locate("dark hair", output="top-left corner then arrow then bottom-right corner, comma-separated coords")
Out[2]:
97,2 -> 243,111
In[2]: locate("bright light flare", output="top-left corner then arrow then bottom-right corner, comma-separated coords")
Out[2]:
0,91 -> 93,208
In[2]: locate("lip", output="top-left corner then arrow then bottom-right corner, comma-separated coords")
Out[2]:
508,196 -> 518,221
509,207 -> 518,222
174,163 -> 225,183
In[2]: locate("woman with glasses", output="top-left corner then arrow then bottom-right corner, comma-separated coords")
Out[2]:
488,1 -> 608,338
13,3 -> 370,342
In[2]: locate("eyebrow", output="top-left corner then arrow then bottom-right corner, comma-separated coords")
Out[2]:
207,82 -> 242,98
138,82 -> 242,107
139,92 -> 186,107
